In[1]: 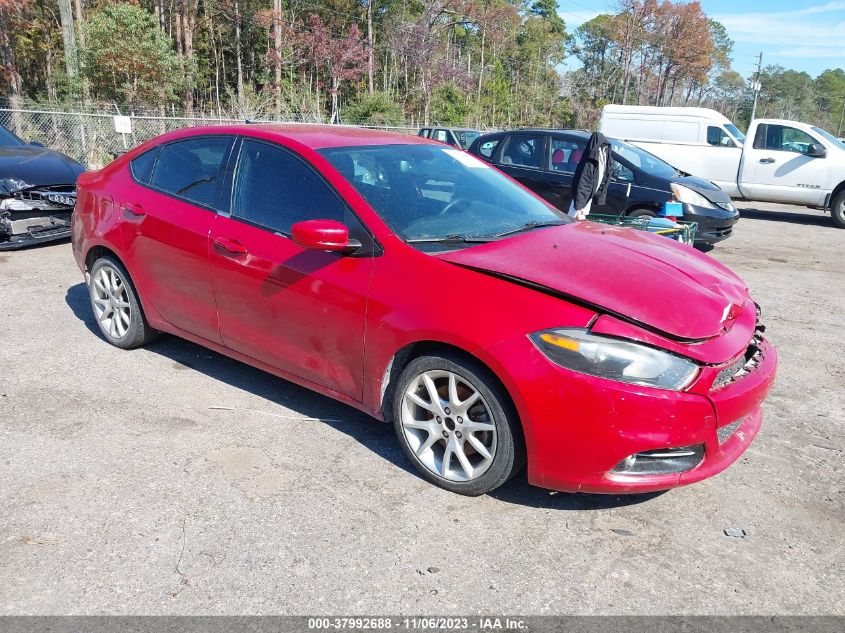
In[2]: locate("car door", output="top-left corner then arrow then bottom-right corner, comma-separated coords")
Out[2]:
208,137 -> 375,399
121,135 -> 234,343
740,123 -> 829,205
493,133 -> 551,201
540,135 -> 630,214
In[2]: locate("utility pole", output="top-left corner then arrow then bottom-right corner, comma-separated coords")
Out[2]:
750,51 -> 763,125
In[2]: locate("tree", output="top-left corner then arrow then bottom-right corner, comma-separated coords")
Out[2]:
81,3 -> 185,107
343,90 -> 404,124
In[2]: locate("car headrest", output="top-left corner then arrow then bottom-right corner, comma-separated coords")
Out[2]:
552,149 -> 565,164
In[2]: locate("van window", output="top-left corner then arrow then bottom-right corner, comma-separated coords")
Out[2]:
662,121 -> 698,143
706,126 -> 737,147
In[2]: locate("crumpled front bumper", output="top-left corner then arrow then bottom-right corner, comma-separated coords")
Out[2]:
0,188 -> 75,250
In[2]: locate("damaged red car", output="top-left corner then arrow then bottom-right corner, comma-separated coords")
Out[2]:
71,125 -> 777,496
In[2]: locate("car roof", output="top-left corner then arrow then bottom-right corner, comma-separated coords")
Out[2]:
507,129 -> 592,139
157,123 -> 434,150
245,123 -> 429,148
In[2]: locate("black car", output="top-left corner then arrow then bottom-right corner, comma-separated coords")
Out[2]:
0,125 -> 85,250
468,129 -> 739,244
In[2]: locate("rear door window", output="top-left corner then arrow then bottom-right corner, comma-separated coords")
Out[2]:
432,129 -> 449,143
418,128 -> 431,139
150,136 -> 233,208
499,135 -> 545,170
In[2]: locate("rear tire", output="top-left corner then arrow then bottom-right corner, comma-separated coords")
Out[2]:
88,255 -> 156,349
831,191 -> 845,229
389,352 -> 524,496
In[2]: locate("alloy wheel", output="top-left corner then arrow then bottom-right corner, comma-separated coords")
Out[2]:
400,370 -> 497,482
91,265 -> 132,339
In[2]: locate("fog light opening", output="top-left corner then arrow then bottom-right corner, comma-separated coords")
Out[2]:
612,444 -> 704,475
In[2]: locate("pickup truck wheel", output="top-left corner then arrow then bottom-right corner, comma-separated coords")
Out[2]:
831,192 -> 845,229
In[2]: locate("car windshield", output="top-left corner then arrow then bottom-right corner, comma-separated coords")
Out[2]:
454,130 -> 481,149
725,123 -> 746,144
811,126 -> 845,150
610,139 -> 679,179
0,127 -> 24,147
319,144 -> 568,250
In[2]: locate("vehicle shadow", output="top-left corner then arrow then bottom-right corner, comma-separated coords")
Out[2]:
66,281 -> 666,510
737,206 -> 833,227
491,473 -> 666,509
65,282 -> 409,476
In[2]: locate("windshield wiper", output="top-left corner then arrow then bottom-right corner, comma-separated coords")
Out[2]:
485,220 -> 568,239
405,233 -> 495,244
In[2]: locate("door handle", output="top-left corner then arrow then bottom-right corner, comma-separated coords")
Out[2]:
121,202 -> 145,218
213,236 -> 247,256
759,157 -> 775,164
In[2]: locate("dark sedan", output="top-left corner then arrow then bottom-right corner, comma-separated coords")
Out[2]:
0,125 -> 85,250
468,129 -> 739,245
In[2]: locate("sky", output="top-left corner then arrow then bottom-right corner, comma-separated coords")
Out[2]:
557,0 -> 845,78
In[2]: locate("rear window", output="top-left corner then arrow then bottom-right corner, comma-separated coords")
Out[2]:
150,136 -> 232,207
130,147 -> 159,184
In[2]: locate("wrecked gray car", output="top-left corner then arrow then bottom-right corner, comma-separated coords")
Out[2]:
0,125 -> 85,250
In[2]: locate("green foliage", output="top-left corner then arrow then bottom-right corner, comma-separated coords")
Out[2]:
430,83 -> 470,126
81,3 -> 186,106
343,91 -> 405,125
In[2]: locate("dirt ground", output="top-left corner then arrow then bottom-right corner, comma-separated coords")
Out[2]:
0,201 -> 842,615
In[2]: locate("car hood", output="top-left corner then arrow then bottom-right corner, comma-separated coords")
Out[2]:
438,222 -> 749,341
671,174 -> 732,203
0,146 -> 85,194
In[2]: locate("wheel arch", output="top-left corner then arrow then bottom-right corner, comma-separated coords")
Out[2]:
625,203 -> 661,216
380,340 -> 522,432
83,244 -> 160,325
828,180 -> 845,211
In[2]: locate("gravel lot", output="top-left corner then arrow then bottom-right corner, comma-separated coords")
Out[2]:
0,201 -> 842,615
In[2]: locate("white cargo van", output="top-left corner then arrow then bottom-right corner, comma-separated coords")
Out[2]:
599,105 -> 845,228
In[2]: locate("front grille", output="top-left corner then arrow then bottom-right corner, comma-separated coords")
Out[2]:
13,188 -> 76,210
717,418 -> 744,444
712,336 -> 764,391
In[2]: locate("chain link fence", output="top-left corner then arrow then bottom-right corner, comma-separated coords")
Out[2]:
0,108 -> 421,169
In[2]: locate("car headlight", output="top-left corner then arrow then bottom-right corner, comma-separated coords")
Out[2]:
529,328 -> 698,391
670,183 -> 716,209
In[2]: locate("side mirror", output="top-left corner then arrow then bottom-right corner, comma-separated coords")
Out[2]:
291,219 -> 361,254
807,143 -> 826,158
29,141 -> 45,148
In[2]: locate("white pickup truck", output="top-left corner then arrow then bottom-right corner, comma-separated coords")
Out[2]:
599,105 -> 845,228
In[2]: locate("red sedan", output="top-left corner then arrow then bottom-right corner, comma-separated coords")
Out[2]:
71,125 -> 777,496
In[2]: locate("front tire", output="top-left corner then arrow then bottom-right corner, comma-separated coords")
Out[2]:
390,353 -> 524,496
88,255 -> 156,349
831,191 -> 845,228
